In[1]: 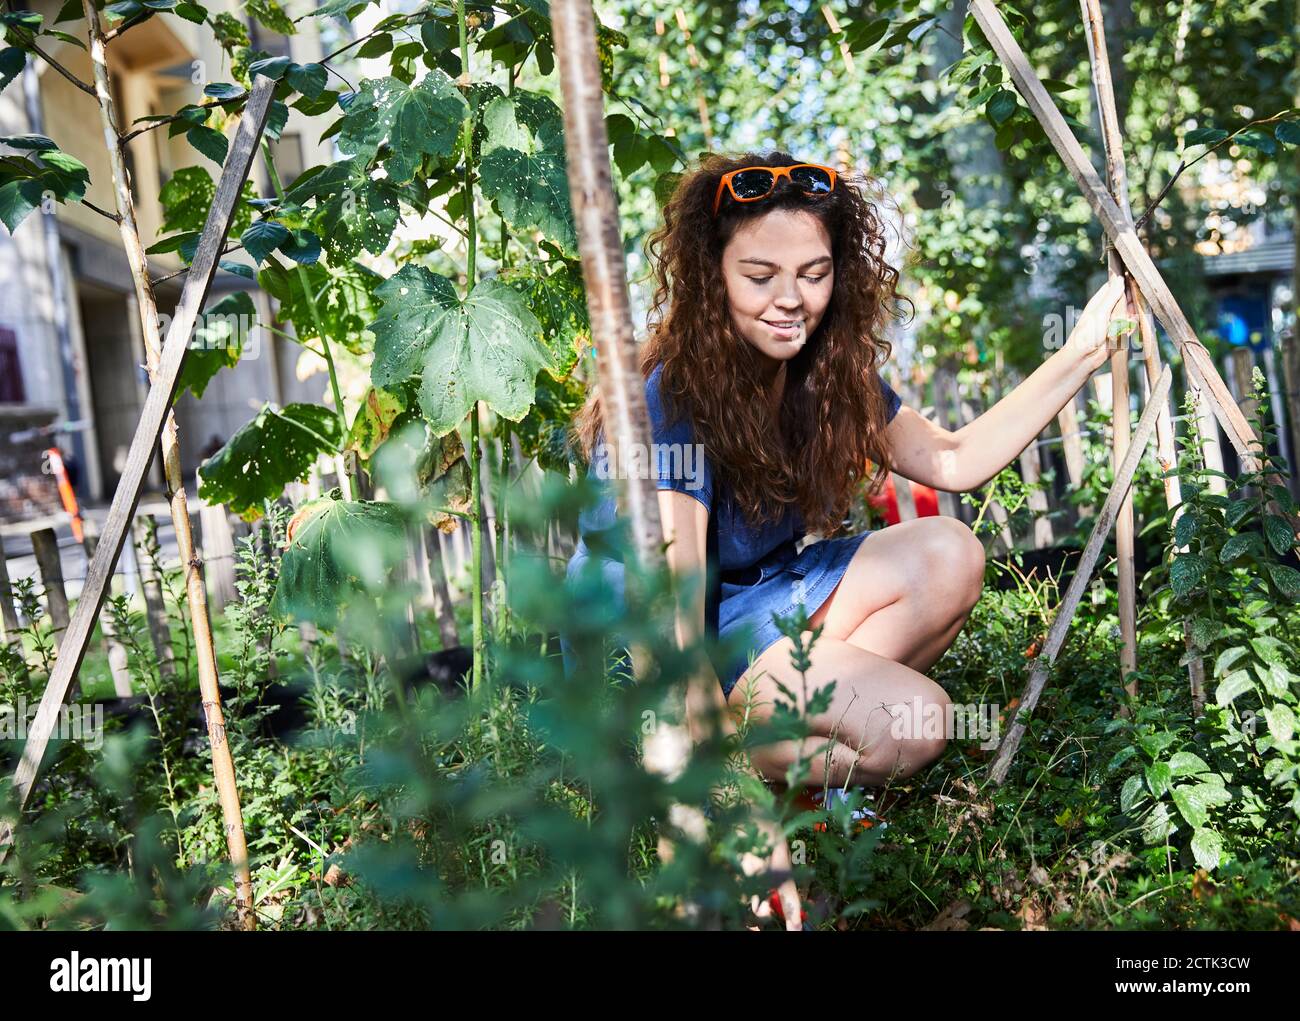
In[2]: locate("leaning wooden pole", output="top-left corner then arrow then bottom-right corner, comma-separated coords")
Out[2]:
989,366 -> 1172,786
0,54 -> 275,931
1080,0 -> 1137,695
968,0 -> 1286,523
81,2 -> 255,926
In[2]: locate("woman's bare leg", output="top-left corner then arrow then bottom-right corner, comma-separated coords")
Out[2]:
808,516 -> 985,672
728,517 -> 985,788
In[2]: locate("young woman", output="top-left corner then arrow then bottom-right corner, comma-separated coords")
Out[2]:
563,150 -> 1124,791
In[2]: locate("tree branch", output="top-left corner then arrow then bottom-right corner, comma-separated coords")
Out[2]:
121,93 -> 250,144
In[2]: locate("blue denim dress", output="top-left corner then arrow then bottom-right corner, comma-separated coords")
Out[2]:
560,362 -> 903,698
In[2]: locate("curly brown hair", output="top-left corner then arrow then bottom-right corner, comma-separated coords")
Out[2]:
573,149 -> 907,538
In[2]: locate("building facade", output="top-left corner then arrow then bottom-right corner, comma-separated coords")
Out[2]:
0,0 -> 333,522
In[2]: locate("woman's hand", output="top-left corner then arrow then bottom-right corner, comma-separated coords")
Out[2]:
1066,276 -> 1129,374
740,813 -> 804,931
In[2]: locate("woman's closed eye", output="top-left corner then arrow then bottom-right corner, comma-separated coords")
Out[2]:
748,274 -> 827,284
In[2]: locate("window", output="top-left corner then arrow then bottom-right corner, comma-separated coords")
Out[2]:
0,327 -> 25,403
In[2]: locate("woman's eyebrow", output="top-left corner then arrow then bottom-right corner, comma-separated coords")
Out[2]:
738,255 -> 832,270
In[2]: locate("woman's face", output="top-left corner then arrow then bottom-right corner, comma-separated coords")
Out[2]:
721,207 -> 834,365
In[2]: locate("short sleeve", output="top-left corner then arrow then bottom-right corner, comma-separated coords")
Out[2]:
878,372 -> 903,424
645,363 -> 713,512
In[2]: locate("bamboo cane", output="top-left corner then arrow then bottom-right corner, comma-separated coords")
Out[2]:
1080,0 -> 1138,695
989,366 -> 1172,786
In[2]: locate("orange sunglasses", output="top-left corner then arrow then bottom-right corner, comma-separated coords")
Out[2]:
712,163 -> 839,216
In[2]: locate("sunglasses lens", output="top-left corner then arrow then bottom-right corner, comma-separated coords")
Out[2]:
790,165 -> 833,194
730,168 -> 777,199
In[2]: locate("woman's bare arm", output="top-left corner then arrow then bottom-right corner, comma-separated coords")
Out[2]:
658,489 -> 735,743
885,277 -> 1126,493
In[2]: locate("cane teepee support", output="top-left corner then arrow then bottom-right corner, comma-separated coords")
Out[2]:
0,77 -> 277,930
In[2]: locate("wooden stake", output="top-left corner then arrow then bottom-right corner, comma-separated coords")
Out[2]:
989,366 -> 1172,785
0,62 -> 276,931
30,529 -> 70,639
1080,0 -> 1137,694
81,520 -> 132,697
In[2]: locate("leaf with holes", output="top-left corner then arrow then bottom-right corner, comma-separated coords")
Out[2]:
338,73 -> 467,184
259,257 -> 381,355
198,403 -> 342,520
479,92 -> 576,257
271,497 -> 410,627
369,266 -> 555,434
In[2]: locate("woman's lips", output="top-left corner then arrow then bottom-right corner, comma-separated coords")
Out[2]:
763,319 -> 805,338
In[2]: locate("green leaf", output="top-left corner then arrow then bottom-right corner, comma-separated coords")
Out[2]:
174,1 -> 206,24
499,259 -> 589,377
1140,802 -> 1176,845
1214,646 -> 1248,677
0,47 -> 24,96
986,89 -> 1017,125
286,62 -> 327,100
246,0 -> 295,36
198,403 -> 342,519
1218,532 -> 1255,562
1173,509 -> 1200,546
369,267 -> 557,434
283,158 -> 399,261
479,92 -> 575,257
259,257 -> 381,355
1234,131 -> 1277,155
1190,828 -> 1222,870
1263,514 -> 1296,556
177,292 -> 256,399
186,124 -> 229,165
1250,635 -> 1287,667
1168,751 -> 1210,777
0,134 -> 55,150
241,219 -> 291,264
1184,127 -> 1228,147
1120,773 -> 1145,813
159,165 -> 255,236
1170,552 -> 1208,597
203,82 -> 245,100
1266,563 -> 1300,599
249,55 -> 293,82
338,73 -> 467,184
271,497 -> 410,627
1215,668 -> 1256,707
0,178 -> 44,232
278,228 -> 321,265
1263,705 -> 1296,743
1275,121 -> 1300,145
1171,785 -> 1209,828
1145,761 -> 1172,799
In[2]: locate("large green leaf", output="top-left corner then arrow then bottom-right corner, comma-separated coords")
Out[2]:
368,266 -> 556,434
283,157 -> 400,261
177,291 -> 256,399
338,73 -> 467,183
197,403 -> 342,519
479,92 -> 576,256
271,497 -> 409,627
259,257 -> 381,355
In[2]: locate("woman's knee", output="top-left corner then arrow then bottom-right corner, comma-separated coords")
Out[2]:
920,517 -> 985,610
850,680 -> 952,782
